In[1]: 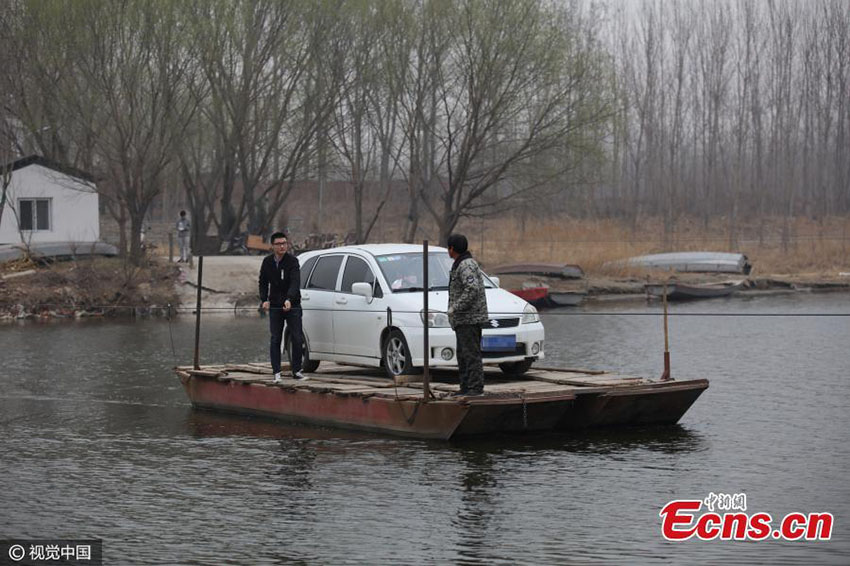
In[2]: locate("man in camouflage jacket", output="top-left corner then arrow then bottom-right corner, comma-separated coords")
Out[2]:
447,233 -> 489,396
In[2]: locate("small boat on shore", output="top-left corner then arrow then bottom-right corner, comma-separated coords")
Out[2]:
548,290 -> 587,307
645,280 -> 745,301
618,252 -> 752,275
175,363 -> 709,440
490,262 -> 584,279
509,286 -> 549,307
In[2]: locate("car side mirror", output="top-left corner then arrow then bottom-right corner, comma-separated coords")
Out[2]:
489,276 -> 500,288
351,282 -> 373,303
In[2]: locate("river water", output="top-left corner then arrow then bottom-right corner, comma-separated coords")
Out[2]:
1,292 -> 848,564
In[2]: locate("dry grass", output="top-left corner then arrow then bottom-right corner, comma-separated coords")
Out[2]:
211,177 -> 850,279
302,206 -> 850,278
459,215 -> 850,279
0,256 -> 181,317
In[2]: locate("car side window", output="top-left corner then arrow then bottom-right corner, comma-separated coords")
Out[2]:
299,256 -> 318,289
341,256 -> 383,298
307,255 -> 343,291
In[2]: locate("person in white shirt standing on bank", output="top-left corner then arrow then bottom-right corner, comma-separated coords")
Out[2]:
176,210 -> 191,263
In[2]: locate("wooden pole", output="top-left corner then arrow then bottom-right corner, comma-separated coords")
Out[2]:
193,255 -> 204,370
422,240 -> 432,401
660,279 -> 671,381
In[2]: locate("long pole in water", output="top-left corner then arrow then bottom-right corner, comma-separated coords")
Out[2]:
422,240 -> 432,401
193,255 -> 204,370
660,279 -> 671,381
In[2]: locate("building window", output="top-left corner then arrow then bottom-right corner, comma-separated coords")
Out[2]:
19,198 -> 51,231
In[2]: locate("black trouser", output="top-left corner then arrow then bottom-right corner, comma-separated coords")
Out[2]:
269,305 -> 303,374
455,324 -> 484,393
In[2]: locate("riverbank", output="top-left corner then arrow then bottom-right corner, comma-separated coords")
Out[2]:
2,241 -> 848,321
495,271 -> 850,298
0,256 -> 180,320
170,254 -> 850,314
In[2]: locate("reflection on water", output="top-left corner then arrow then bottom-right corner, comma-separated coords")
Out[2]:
449,424 -> 707,457
1,293 -> 848,564
186,410 -> 384,442
188,408 -> 707,456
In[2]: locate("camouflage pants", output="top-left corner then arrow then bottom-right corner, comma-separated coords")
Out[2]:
455,324 -> 484,393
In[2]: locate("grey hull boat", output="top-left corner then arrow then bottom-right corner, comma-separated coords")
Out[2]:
645,280 -> 745,301
548,290 -> 587,306
620,252 -> 752,275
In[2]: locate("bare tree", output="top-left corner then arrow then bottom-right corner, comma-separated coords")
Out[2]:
75,1 -> 197,263
328,1 -> 411,244
365,2 -> 409,243
413,0 -> 613,244
391,0 -> 451,243
0,132 -> 12,233
328,2 -> 379,244
185,0 -> 342,247
616,0 -> 661,233
0,1 -> 95,169
0,43 -> 14,230
176,103 -> 222,254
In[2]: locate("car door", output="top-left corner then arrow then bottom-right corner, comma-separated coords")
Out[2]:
332,254 -> 387,359
301,254 -> 343,355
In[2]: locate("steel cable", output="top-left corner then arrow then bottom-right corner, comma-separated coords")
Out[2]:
2,302 -> 849,317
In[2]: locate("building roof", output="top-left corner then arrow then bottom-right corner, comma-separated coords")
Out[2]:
1,154 -> 96,184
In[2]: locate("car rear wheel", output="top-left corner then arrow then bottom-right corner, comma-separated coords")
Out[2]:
285,333 -> 320,373
382,329 -> 413,379
498,359 -> 533,375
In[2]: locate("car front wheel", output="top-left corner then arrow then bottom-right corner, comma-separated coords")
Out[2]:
382,329 -> 413,379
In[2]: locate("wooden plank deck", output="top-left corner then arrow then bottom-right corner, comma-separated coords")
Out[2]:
176,361 -> 658,401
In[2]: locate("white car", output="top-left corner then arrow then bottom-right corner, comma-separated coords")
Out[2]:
286,244 -> 545,379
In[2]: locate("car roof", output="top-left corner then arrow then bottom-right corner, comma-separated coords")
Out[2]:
298,243 -> 448,259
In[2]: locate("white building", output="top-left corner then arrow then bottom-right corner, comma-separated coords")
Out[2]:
0,155 -> 100,245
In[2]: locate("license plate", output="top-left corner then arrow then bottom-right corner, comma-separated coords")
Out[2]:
481,335 -> 516,352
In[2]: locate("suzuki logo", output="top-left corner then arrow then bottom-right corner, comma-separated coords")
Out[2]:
489,319 -> 499,328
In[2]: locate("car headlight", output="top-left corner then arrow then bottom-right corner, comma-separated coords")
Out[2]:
420,309 -> 451,328
521,304 -> 539,324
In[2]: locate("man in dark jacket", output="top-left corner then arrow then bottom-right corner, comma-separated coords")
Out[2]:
259,232 -> 307,383
447,233 -> 489,396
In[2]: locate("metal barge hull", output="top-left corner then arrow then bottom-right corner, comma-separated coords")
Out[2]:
176,363 -> 708,440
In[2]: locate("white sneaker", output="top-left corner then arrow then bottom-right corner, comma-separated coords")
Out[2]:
273,372 -> 282,383
293,371 -> 308,381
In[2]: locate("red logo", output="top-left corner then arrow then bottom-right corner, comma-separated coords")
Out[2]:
660,494 -> 833,541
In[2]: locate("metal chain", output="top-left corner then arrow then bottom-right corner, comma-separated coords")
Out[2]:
522,396 -> 528,430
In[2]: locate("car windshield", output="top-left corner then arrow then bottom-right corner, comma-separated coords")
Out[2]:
375,252 -> 496,292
